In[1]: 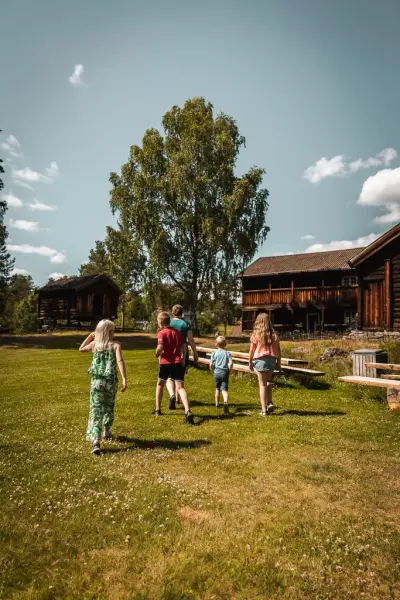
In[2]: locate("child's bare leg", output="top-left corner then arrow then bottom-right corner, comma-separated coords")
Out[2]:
267,378 -> 273,406
222,390 -> 228,405
156,379 -> 165,411
256,371 -> 268,413
175,381 -> 190,413
166,378 -> 175,399
215,389 -> 220,407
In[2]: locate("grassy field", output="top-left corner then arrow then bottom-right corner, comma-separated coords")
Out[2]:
1,334 -> 400,600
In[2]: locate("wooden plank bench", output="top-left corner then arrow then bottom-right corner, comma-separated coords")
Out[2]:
365,362 -> 400,372
191,347 -> 324,377
338,375 -> 400,409
195,346 -> 308,366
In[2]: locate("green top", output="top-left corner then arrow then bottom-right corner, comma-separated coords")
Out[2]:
170,318 -> 190,343
88,345 -> 117,382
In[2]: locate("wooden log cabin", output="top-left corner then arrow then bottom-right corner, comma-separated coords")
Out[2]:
349,222 -> 400,330
37,274 -> 121,326
241,248 -> 363,332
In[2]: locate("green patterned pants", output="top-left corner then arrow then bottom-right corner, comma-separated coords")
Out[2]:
86,377 -> 117,442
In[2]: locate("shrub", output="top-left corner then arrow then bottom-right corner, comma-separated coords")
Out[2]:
197,314 -> 214,335
12,291 -> 39,333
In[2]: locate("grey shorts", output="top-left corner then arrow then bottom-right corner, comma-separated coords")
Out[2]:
253,356 -> 277,372
213,370 -> 229,391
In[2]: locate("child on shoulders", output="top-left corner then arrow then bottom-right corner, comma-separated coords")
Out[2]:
210,336 -> 233,415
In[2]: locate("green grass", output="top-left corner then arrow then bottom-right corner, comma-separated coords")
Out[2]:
1,334 -> 400,600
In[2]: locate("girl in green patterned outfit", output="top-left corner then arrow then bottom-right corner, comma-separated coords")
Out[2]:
79,320 -> 127,455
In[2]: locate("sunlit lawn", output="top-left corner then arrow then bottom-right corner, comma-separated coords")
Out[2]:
1,334 -> 399,599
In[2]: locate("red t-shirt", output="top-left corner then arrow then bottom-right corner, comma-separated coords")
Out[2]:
157,327 -> 183,364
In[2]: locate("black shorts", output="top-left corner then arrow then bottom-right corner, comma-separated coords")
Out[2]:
158,363 -> 185,382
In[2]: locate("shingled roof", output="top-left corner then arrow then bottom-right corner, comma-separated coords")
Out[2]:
242,248 -> 364,277
38,274 -> 120,293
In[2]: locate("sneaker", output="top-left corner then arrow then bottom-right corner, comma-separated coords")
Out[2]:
91,442 -> 101,455
215,403 -> 220,409
223,404 -> 229,415
267,403 -> 275,413
103,429 -> 112,440
185,411 -> 195,425
259,410 -> 267,417
168,396 -> 176,410
152,409 -> 162,417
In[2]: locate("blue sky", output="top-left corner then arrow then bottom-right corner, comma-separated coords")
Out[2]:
1,0 -> 400,284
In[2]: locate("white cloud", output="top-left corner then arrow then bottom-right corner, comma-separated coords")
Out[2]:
1,193 -> 23,208
305,233 -> 380,253
303,155 -> 346,184
45,161 -> 59,178
13,161 -> 59,184
1,134 -> 22,159
301,234 -> 316,240
27,199 -> 57,212
7,244 -> 67,264
50,251 -> 67,264
48,272 -> 66,280
9,219 -> 40,232
11,268 -> 31,276
69,64 -> 85,86
304,148 -> 397,184
14,180 -> 35,191
358,167 -> 400,224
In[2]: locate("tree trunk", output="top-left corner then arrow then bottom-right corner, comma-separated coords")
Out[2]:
121,289 -> 126,332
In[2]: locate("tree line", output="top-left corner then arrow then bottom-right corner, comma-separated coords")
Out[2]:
0,98 -> 269,333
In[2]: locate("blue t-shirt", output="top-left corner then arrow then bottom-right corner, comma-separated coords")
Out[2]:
211,349 -> 232,373
170,318 -> 190,343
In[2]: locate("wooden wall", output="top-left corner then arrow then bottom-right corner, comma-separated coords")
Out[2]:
357,235 -> 400,330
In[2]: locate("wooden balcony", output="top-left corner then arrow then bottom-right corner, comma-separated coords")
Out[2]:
243,285 -> 357,308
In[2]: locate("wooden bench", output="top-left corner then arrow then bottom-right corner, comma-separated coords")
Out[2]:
191,347 -> 324,377
365,362 -> 400,372
338,375 -> 400,410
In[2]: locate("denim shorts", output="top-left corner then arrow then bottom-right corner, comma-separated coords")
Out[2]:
253,356 -> 277,372
213,370 -> 229,391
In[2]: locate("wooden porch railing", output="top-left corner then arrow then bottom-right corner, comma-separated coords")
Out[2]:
243,285 -> 357,307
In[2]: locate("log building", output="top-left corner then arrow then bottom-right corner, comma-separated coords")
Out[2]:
37,274 -> 121,326
241,248 -> 362,332
350,222 -> 400,330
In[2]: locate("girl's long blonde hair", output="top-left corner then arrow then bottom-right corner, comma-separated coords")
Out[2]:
94,319 -> 115,351
252,312 -> 277,347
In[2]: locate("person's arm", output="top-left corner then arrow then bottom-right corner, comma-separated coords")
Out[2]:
273,338 -> 282,370
114,343 -> 127,392
155,332 -> 164,359
210,351 -> 215,371
79,332 -> 95,352
187,330 -> 198,363
248,341 -> 256,371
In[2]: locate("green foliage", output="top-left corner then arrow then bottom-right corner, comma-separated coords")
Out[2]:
12,291 -> 39,333
109,97 -> 269,327
79,240 -> 110,276
197,314 -> 215,335
0,135 -> 15,322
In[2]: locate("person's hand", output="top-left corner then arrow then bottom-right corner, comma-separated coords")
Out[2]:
249,361 -> 254,372
121,380 -> 127,393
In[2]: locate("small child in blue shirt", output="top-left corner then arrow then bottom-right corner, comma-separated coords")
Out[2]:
210,336 -> 233,414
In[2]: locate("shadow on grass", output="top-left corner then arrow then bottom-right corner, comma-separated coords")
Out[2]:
102,437 -> 211,454
0,334 -> 156,351
272,409 -> 346,417
197,413 -> 248,423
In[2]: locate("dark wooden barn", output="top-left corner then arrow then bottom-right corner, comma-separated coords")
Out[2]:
37,274 -> 121,326
241,248 -> 363,332
350,222 -> 400,330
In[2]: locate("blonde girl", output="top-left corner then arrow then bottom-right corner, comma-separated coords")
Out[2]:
79,320 -> 127,454
249,313 -> 281,416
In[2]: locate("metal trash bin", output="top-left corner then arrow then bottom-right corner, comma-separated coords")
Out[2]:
352,349 -> 388,378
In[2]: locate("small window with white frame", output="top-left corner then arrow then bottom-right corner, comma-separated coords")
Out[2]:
342,275 -> 358,286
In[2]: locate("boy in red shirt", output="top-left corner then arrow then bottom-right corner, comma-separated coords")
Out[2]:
154,312 -> 195,424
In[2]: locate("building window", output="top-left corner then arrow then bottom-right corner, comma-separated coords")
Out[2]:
344,310 -> 357,326
342,275 -> 358,286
